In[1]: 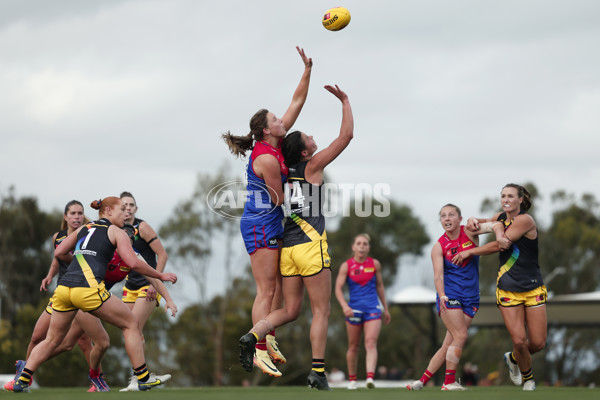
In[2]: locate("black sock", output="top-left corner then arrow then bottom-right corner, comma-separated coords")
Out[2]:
522,368 -> 534,381
134,363 -> 149,382
312,359 -> 325,377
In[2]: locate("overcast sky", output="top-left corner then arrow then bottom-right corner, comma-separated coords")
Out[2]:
2,1 -> 599,301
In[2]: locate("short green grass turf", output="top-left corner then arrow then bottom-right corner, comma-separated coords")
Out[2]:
4,386 -> 598,400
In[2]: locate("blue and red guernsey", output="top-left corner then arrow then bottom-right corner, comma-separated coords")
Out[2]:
242,140 -> 288,225
437,226 -> 480,301
346,257 -> 379,311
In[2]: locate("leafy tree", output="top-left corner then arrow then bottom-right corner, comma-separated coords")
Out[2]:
539,191 -> 600,385
327,197 -> 430,287
168,273 -> 255,386
0,302 -> 41,374
0,186 -> 61,321
542,191 -> 600,294
160,163 -> 244,385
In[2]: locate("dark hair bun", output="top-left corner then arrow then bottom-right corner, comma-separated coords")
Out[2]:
90,199 -> 102,210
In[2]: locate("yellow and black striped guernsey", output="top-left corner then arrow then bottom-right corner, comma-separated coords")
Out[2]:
283,161 -> 327,247
58,218 -> 116,288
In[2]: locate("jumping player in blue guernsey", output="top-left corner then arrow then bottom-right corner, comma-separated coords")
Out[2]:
223,46 -> 313,377
408,204 -> 499,391
241,139 -> 288,251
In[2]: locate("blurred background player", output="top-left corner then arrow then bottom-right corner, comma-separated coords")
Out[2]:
334,233 -> 390,389
119,191 -> 170,390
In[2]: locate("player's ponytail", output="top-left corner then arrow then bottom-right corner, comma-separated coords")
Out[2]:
503,183 -> 532,213
223,109 -> 270,158
90,199 -> 103,210
520,186 -> 532,213
90,197 -> 121,217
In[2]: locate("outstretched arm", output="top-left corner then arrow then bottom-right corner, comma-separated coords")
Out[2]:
467,212 -> 511,249
282,46 -> 313,131
146,276 -> 178,317
451,241 -> 501,265
466,212 -> 502,231
305,85 -> 354,183
139,221 -> 169,300
112,227 -> 177,284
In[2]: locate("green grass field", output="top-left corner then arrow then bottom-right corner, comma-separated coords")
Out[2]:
3,386 -> 598,400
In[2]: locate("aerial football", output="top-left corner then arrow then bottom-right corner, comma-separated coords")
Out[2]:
322,7 -> 351,31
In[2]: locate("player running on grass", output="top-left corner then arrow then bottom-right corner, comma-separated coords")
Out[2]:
12,197 -> 177,393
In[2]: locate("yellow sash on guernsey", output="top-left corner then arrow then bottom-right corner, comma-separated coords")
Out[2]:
289,213 -> 326,242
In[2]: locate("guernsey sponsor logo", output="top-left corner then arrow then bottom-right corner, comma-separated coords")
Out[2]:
73,249 -> 97,256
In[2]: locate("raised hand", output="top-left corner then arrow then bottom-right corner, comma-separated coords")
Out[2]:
296,46 -> 313,69
324,84 -> 348,102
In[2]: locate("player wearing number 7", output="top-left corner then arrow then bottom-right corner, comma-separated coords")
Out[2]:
239,84 -> 354,391
12,197 -> 178,393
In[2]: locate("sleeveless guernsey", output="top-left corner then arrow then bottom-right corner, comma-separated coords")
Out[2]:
437,226 -> 480,300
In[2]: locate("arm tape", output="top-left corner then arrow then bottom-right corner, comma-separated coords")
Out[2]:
478,221 -> 500,233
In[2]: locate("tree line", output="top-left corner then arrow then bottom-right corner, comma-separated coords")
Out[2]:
0,174 -> 599,387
